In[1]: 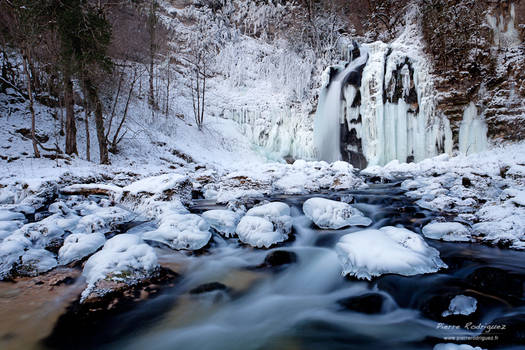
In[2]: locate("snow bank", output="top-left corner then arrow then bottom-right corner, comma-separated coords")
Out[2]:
442,295 -> 477,317
303,198 -> 372,229
335,226 -> 447,280
201,210 -> 240,238
143,213 -> 211,250
422,222 -> 472,242
81,234 -> 158,301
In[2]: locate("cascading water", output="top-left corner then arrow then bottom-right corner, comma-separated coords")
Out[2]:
313,48 -> 369,163
458,102 -> 489,155
314,41 -> 455,168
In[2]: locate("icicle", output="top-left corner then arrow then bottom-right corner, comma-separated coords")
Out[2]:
458,103 -> 488,155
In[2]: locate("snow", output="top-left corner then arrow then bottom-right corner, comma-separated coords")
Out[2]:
235,215 -> 288,248
245,202 -> 293,236
201,210 -> 240,238
81,234 -> 158,301
0,209 -> 25,221
303,198 -> 372,229
335,226 -> 447,280
58,232 -> 106,265
422,222 -> 472,242
19,249 -> 57,276
363,142 -> 525,250
122,173 -> 188,197
142,213 -> 212,250
442,295 -> 478,317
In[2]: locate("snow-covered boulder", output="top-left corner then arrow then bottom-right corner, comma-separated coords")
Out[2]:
15,211 -> 80,249
442,295 -> 477,317
303,198 -> 372,229
0,209 -> 25,221
0,234 -> 31,279
17,249 -> 57,276
235,216 -> 289,248
77,206 -> 134,234
81,234 -> 158,301
336,226 -> 447,280
245,202 -> 293,237
422,222 -> 472,242
143,213 -> 211,250
58,232 -> 106,265
201,209 -> 240,237
122,173 -> 192,203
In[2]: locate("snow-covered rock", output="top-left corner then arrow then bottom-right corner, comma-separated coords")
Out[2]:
235,215 -> 288,248
18,249 -> 57,276
336,226 -> 447,280
201,209 -> 240,237
15,211 -> 80,249
422,222 -> 472,242
122,173 -> 191,202
77,206 -> 134,234
58,232 -> 106,265
442,295 -> 477,317
303,198 -> 372,229
81,234 -> 158,301
0,234 -> 31,279
0,209 -> 25,221
143,213 -> 211,250
246,202 -> 293,236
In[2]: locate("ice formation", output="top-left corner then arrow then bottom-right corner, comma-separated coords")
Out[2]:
302,197 -> 372,229
422,222 -> 472,242
442,295 -> 478,317
458,103 -> 488,156
235,215 -> 288,248
201,209 -> 240,238
315,41 -> 453,167
487,3 -> 521,48
335,226 -> 447,280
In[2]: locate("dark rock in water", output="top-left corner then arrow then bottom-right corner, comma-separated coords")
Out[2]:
465,267 -> 524,301
190,282 -> 228,294
45,237 -> 64,255
462,177 -> 472,187
42,267 -> 179,350
337,293 -> 385,314
263,250 -> 297,268
477,314 -> 525,347
419,292 -> 480,325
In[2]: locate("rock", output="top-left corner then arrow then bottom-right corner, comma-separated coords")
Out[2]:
337,293 -> 386,314
235,216 -> 289,248
465,267 -> 524,301
263,250 -> 297,268
189,282 -> 228,294
201,209 -> 240,238
422,222 -> 472,242
142,213 -> 211,251
336,226 -> 447,280
303,197 -> 372,229
43,267 -> 179,349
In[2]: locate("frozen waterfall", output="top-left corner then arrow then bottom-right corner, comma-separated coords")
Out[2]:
313,48 -> 369,163
458,102 -> 488,155
313,41 -> 454,167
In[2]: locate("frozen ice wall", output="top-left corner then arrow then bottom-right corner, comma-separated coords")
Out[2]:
458,102 -> 489,156
314,40 -> 453,167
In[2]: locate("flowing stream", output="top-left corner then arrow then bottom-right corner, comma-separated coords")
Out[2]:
2,183 -> 524,350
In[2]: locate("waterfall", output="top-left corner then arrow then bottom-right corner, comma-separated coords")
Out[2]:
314,41 -> 454,167
313,48 -> 369,163
458,102 -> 488,155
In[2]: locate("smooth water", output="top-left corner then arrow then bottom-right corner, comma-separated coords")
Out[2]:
98,184 -> 525,350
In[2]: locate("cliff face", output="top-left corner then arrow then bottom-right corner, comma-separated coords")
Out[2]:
429,1 -> 525,144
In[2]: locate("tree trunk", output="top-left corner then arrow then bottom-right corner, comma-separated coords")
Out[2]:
22,49 -> 40,158
64,66 -> 77,155
148,0 -> 157,109
84,79 -> 108,164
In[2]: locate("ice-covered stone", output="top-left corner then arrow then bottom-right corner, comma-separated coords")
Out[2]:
81,234 -> 158,301
422,222 -> 472,242
143,213 -> 211,250
336,226 -> 447,280
303,197 -> 372,229
18,249 -> 57,276
0,209 -> 25,221
442,295 -> 477,317
246,202 -> 293,236
58,232 -> 106,265
77,206 -> 134,234
235,215 -> 288,248
201,209 -> 240,237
